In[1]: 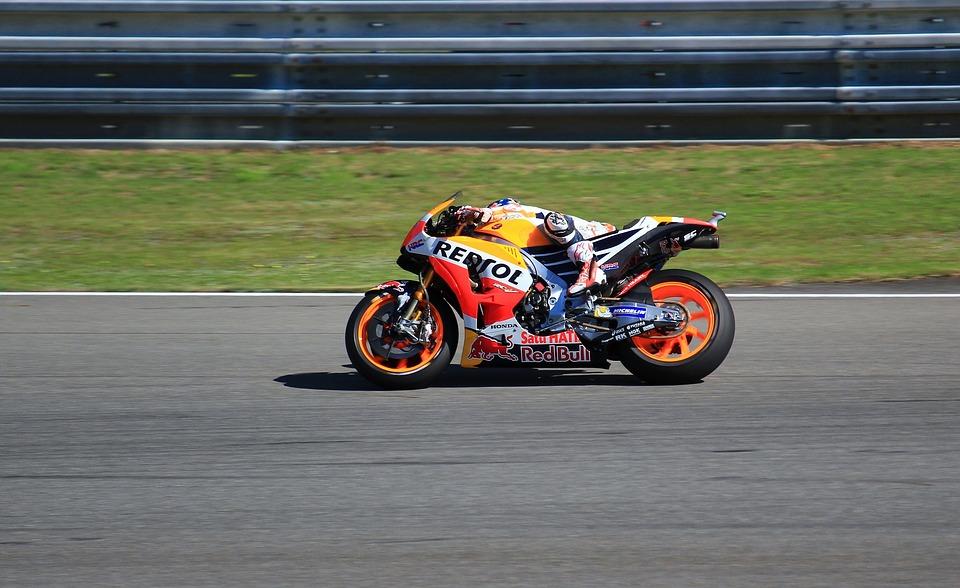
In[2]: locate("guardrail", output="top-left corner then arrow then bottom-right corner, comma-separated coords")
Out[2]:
1,0 -> 959,144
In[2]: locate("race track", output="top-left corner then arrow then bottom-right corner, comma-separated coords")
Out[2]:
2,285 -> 959,587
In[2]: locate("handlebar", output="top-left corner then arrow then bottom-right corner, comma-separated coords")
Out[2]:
427,205 -> 468,237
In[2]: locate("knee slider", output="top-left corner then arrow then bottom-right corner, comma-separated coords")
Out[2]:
568,240 -> 595,264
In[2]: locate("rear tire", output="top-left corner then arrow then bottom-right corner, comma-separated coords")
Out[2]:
618,269 -> 734,384
345,291 -> 458,390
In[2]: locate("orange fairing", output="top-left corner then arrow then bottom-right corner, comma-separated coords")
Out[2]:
474,218 -> 554,248
448,235 -> 525,266
428,197 -> 457,217
631,281 -> 717,363
429,253 -> 478,320
428,235 -> 531,326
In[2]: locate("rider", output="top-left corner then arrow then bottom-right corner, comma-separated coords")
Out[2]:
456,198 -> 616,295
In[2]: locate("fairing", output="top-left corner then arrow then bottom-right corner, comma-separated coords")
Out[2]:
474,218 -> 555,248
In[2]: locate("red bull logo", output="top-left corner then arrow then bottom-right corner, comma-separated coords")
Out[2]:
467,333 -> 519,362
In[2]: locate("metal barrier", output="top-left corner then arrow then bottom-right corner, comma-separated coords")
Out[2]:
1,0 -> 959,143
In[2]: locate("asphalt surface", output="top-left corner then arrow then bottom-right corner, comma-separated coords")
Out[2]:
2,285 -> 959,587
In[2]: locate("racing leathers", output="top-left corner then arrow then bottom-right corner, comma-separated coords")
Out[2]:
457,198 -> 616,295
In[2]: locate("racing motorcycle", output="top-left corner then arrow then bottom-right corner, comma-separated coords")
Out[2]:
345,193 -> 735,389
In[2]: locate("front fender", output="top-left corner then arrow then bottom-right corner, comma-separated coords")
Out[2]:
368,278 -> 462,323
365,277 -> 462,364
367,279 -> 420,299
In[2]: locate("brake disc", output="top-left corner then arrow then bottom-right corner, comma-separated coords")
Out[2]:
366,307 -> 426,360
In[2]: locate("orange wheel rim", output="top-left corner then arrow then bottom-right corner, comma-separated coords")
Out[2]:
632,281 -> 717,363
356,294 -> 445,374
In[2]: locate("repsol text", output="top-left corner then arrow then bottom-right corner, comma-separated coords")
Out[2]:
432,241 -> 524,286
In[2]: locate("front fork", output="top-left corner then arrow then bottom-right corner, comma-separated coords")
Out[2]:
389,268 -> 438,346
400,267 -> 435,321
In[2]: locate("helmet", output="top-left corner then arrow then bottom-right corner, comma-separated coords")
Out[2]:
544,211 -> 575,245
488,197 -> 519,208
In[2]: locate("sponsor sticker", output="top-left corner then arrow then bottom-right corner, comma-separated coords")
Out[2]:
612,306 -> 646,318
467,334 -> 518,362
600,262 -> 620,271
491,283 -> 520,293
470,330 -> 593,365
407,238 -> 425,251
520,345 -> 591,363
612,321 -> 654,341
375,280 -> 403,290
432,241 -> 525,287
519,330 -> 580,345
627,322 -> 653,336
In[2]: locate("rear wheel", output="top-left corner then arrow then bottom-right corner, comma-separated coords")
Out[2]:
345,290 -> 457,389
619,269 -> 734,384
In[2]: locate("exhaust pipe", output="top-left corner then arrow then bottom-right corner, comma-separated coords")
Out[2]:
688,235 -> 720,249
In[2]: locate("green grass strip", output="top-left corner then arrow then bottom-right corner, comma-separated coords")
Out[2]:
1,145 -> 958,291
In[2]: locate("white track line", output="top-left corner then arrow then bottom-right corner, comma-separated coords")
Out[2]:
0,292 -> 357,297
1,292 -> 957,299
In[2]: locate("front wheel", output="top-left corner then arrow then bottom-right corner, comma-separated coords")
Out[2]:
618,269 -> 735,384
345,290 -> 457,390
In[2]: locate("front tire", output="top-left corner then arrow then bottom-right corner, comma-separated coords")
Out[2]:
345,291 -> 457,390
618,269 -> 735,384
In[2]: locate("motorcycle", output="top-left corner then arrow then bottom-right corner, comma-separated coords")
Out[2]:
345,193 -> 735,389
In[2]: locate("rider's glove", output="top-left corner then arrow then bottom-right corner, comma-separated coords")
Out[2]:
455,206 -> 493,225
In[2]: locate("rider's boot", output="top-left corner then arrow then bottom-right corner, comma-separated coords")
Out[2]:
567,241 -> 606,296
568,259 -> 606,296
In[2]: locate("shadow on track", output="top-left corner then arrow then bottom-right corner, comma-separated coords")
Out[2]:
275,365 -> 652,391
